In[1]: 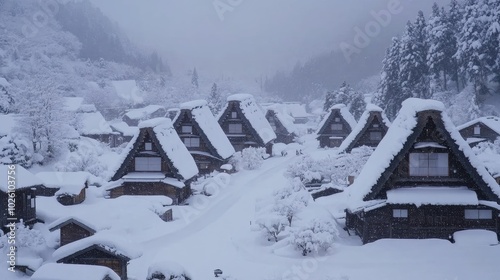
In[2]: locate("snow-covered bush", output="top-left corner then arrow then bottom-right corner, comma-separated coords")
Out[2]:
0,223 -> 45,252
329,146 -> 373,186
146,261 -> 192,280
289,219 -> 338,256
256,212 -> 287,242
55,144 -> 107,177
285,155 -> 323,183
230,147 -> 266,171
0,135 -> 33,167
272,178 -> 311,226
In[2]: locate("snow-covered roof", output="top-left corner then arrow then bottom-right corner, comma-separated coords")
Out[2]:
111,80 -> 144,105
0,77 -> 10,87
316,104 -> 357,134
225,93 -> 276,144
124,105 -> 165,120
52,233 -> 142,261
79,104 -> 97,113
110,121 -> 138,137
387,187 -> 479,207
0,165 -> 43,192
31,263 -> 121,280
266,104 -> 297,134
48,215 -> 110,233
348,98 -> 500,205
36,171 -> 101,195
180,100 -> 235,159
457,116 -> 500,136
77,111 -> 113,135
338,104 -> 390,151
283,102 -> 312,118
147,261 -> 192,280
63,97 -> 84,112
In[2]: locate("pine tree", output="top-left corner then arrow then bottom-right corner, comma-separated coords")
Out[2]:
400,16 -> 430,101
447,0 -> 465,90
456,0 -> 490,100
375,37 -> 403,120
207,82 -> 224,115
323,90 -> 336,111
427,3 -> 449,92
191,67 -> 199,88
484,0 -> 500,85
0,81 -> 14,113
350,91 -> 366,121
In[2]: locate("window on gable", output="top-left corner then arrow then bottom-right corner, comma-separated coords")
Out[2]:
334,117 -> 340,122
184,137 -> 200,148
473,125 -> 481,135
145,142 -> 152,151
409,153 -> 449,176
331,123 -> 343,131
228,123 -> 243,134
135,157 -> 161,171
393,209 -> 408,218
231,112 -> 238,119
373,123 -> 380,128
182,125 -> 192,134
464,209 -> 492,219
369,131 -> 382,141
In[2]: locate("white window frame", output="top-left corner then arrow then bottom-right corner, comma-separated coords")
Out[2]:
409,153 -> 449,177
331,123 -> 343,131
334,117 -> 340,122
473,125 -> 481,135
184,137 -> 200,148
228,123 -> 243,134
231,112 -> 238,119
31,198 -> 35,208
135,157 -> 162,171
373,123 -> 380,128
369,131 -> 382,141
464,209 -> 493,220
181,125 -> 193,134
145,142 -> 152,151
393,209 -> 408,218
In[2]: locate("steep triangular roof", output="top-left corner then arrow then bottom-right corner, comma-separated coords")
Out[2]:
348,98 -> 500,205
265,104 -> 297,135
111,118 -> 198,181
218,94 -> 276,145
316,104 -> 357,135
175,100 -> 235,160
457,116 -> 500,136
339,104 -> 391,152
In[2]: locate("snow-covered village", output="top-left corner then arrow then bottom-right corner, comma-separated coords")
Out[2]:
1,0 -> 500,279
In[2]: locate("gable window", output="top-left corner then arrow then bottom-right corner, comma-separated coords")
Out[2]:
181,125 -> 192,134
409,153 -> 448,176
231,112 -> 238,119
135,157 -> 161,171
373,123 -> 380,128
228,123 -> 243,134
145,142 -> 152,151
369,131 -> 382,141
473,125 -> 481,135
331,123 -> 343,131
393,209 -> 408,218
184,137 -> 200,148
464,209 -> 492,219
334,117 -> 340,122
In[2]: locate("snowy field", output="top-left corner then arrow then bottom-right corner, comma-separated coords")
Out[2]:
2,140 -> 500,280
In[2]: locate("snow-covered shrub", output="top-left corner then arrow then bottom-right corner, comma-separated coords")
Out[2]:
329,146 -> 373,186
285,155 -> 323,183
289,219 -> 338,256
228,151 -> 243,171
0,223 -> 45,252
55,144 -> 107,177
273,178 -> 312,226
230,147 -> 266,171
0,135 -> 33,167
256,213 -> 287,242
146,261 -> 192,280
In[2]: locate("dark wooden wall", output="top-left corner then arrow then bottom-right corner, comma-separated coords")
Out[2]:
59,247 -> 127,280
109,182 -> 189,205
459,123 -> 500,143
60,223 -> 94,246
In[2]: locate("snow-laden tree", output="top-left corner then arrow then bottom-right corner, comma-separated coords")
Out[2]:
191,67 -> 199,88
289,219 -> 338,256
323,90 -> 336,112
272,178 -> 312,226
375,37 -> 402,120
330,146 -> 374,186
0,135 -> 33,167
255,212 -> 287,242
323,82 -> 365,119
231,147 -> 266,171
0,81 -> 14,113
484,0 -> 500,85
207,82 -> 224,115
55,142 -> 108,177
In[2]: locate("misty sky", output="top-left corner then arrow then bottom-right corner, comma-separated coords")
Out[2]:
90,0 -> 435,81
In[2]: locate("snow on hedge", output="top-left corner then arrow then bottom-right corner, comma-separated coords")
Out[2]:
0,164 -> 42,192
181,100 -> 235,159
226,93 -> 276,144
316,104 -> 357,134
338,104 -> 390,152
348,98 -> 500,206
147,261 -> 192,280
139,118 -> 198,179
125,105 -> 164,120
36,171 -> 102,196
387,187 -> 479,207
453,229 -> 499,246
77,111 -> 113,135
52,233 -> 142,261
457,116 -> 500,136
31,263 -> 120,280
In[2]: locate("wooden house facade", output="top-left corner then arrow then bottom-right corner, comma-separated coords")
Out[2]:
36,172 -> 97,206
316,104 -> 357,148
345,99 -> 500,244
1,165 -> 41,232
49,217 -> 106,246
31,263 -> 121,280
265,108 -> 297,144
107,118 -> 198,204
457,116 -> 500,146
174,100 -> 235,174
339,104 -> 391,153
218,94 -> 276,154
